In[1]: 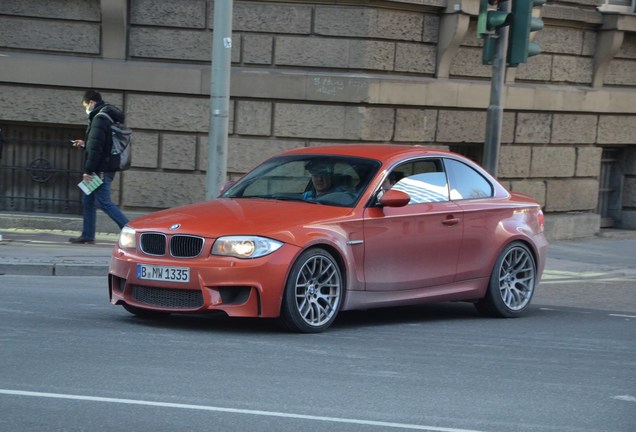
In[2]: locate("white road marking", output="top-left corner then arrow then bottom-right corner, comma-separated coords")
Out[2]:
540,269 -> 636,284
540,309 -> 636,318
537,308 -> 592,315
613,395 -> 636,403
0,389 -> 487,432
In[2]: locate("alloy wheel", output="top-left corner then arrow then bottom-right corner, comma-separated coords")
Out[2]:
293,254 -> 342,327
497,245 -> 535,311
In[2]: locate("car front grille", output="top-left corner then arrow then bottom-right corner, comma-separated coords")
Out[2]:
132,285 -> 204,309
140,233 -> 166,256
139,233 -> 205,258
170,235 -> 204,258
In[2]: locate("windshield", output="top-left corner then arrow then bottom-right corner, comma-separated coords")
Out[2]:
223,154 -> 381,207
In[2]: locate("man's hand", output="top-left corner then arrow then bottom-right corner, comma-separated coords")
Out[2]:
82,173 -> 92,182
71,139 -> 85,149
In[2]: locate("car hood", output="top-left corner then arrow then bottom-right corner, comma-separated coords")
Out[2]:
128,198 -> 355,245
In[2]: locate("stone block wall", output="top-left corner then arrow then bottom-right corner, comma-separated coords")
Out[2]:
127,1 -> 441,74
1,0 -> 632,89
0,82 -> 633,230
501,109 -> 619,215
1,0 -> 635,238
607,33 -> 636,86
0,0 -> 100,54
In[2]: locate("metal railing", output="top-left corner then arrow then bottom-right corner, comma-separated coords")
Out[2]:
0,124 -> 86,214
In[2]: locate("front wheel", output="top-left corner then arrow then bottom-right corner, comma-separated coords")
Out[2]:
475,242 -> 536,318
279,248 -> 344,333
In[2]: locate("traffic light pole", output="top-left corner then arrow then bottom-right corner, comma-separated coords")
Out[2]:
482,1 -> 510,178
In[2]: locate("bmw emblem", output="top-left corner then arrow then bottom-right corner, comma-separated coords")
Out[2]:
169,224 -> 181,231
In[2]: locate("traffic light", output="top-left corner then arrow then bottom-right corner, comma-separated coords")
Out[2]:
508,0 -> 545,66
477,0 -> 513,39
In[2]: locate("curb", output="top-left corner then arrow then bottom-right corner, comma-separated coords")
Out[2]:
597,229 -> 636,240
0,263 -> 109,277
55,263 -> 109,277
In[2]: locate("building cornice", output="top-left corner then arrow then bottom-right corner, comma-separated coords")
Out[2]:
1,52 -> 634,114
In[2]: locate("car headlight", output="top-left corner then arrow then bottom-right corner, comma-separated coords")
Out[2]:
212,236 -> 283,259
118,226 -> 137,249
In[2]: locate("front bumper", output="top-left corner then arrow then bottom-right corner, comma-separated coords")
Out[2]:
108,243 -> 300,318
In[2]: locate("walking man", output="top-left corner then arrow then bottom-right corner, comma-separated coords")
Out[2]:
69,90 -> 129,244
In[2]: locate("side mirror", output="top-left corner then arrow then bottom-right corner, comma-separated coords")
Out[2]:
378,189 -> 410,207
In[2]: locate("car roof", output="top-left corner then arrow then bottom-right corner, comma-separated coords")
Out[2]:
279,144 -> 457,161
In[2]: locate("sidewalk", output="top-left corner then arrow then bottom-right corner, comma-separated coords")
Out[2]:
0,229 -> 118,276
0,210 -> 141,276
1,225 -> 636,281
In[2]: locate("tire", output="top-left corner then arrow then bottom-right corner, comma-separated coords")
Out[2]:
475,242 -> 536,318
279,248 -> 344,333
122,303 -> 171,319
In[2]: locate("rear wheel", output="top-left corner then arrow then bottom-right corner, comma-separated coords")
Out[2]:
279,248 -> 343,333
122,303 -> 171,319
475,242 -> 536,318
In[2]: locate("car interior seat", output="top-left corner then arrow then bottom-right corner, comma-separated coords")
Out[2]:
332,174 -> 354,192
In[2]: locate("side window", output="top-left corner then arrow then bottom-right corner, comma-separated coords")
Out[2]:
388,159 -> 450,204
445,159 -> 493,200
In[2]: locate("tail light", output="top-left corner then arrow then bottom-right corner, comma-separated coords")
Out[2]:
537,209 -> 545,233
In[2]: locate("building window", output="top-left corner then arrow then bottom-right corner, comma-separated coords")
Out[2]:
597,148 -> 625,228
598,0 -> 636,13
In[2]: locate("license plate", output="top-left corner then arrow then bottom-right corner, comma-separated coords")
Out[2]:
137,264 -> 190,283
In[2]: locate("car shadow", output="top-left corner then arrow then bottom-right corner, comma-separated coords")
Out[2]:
117,310 -> 281,334
332,302 -> 482,330
113,301 -> 503,334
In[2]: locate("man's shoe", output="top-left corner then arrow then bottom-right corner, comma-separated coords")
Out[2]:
69,236 -> 95,244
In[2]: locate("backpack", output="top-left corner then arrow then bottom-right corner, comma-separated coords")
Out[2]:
96,109 -> 132,171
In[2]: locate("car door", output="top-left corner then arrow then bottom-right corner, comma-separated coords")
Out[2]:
444,157 -> 508,282
362,158 -> 463,291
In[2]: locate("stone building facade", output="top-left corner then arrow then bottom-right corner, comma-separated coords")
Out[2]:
0,0 -> 635,240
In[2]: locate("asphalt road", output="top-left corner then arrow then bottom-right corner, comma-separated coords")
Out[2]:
1,275 -> 634,432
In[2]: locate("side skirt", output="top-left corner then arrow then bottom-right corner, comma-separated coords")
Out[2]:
341,278 -> 489,311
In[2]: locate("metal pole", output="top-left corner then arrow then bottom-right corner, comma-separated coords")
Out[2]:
206,0 -> 233,200
482,1 -> 510,178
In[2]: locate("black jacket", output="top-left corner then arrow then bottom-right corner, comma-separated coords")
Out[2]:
84,102 -> 125,174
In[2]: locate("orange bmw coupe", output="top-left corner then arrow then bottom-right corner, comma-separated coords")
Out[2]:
109,145 -> 547,332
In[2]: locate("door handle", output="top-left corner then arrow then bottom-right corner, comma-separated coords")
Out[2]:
442,216 -> 460,226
